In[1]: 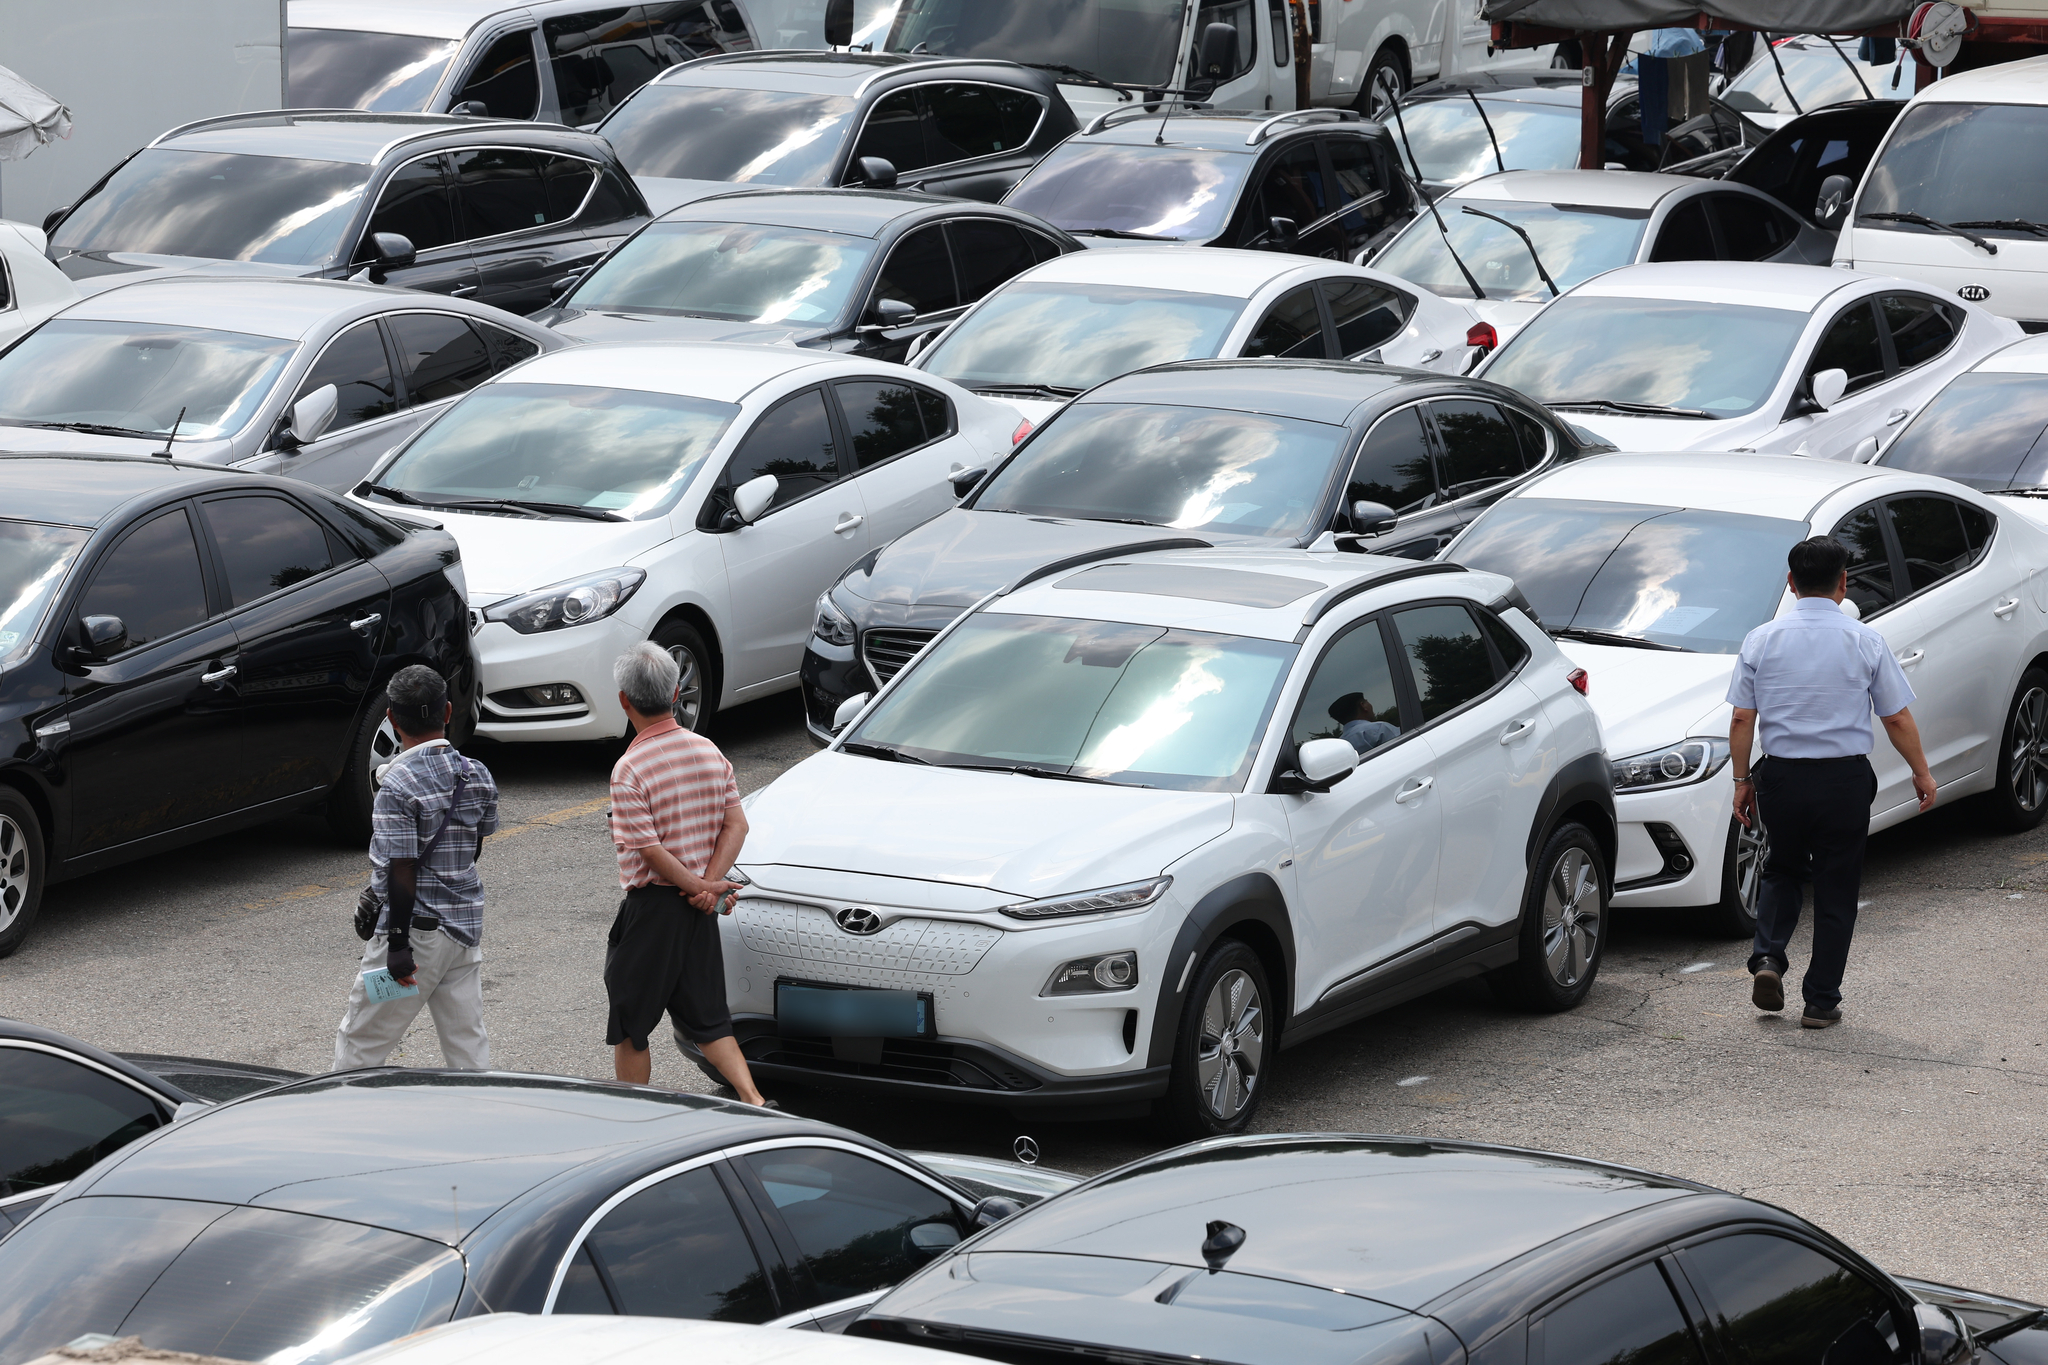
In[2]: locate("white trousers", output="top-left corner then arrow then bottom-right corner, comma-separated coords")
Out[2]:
333,928 -> 490,1071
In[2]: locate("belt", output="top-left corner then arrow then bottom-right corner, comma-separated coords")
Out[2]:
1760,754 -> 1869,765
410,913 -> 443,931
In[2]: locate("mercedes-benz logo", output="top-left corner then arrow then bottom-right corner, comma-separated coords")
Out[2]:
1013,1135 -> 1040,1166
834,906 -> 884,936
1960,283 -> 1991,302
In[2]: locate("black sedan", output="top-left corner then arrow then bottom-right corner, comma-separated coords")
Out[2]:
0,1070 -> 1074,1364
43,112 -> 649,316
535,190 -> 1080,364
801,359 -> 1605,741
850,1135 -> 2044,1365
0,454 -> 475,956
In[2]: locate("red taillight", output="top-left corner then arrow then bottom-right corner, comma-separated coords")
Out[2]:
1011,417 -> 1034,445
1567,667 -> 1589,696
1466,322 -> 1498,351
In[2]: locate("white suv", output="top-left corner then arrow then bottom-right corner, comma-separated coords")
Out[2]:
715,548 -> 1613,1137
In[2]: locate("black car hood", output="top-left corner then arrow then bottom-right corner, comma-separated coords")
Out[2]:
840,507 -> 1237,610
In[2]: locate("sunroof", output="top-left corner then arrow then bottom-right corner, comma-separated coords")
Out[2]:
1054,563 -> 1320,608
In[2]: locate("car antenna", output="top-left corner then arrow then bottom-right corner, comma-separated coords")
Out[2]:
1387,98 -> 1487,301
156,407 -> 186,459
1460,204 -> 1559,296
1465,90 -> 1506,173
1201,1220 -> 1245,1273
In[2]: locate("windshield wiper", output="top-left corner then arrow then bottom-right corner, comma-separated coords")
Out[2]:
1954,218 -> 2048,239
1550,398 -> 1713,419
1459,205 -> 1559,297
839,741 -> 931,764
475,498 -> 627,522
1086,516 -> 1163,527
1553,626 -> 1687,652
972,383 -> 1084,399
1015,61 -> 1127,91
1975,1310 -> 2048,1346
360,483 -> 427,506
1071,228 -> 1179,241
1859,212 -> 1998,254
942,761 -> 1136,786
17,419 -> 160,439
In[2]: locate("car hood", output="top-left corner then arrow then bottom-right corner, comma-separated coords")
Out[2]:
1548,411 -> 1764,452
740,750 -> 1235,899
55,251 -> 308,293
1556,640 -> 1736,759
543,309 -> 816,347
406,508 -> 677,601
0,426 -> 237,462
840,507 -> 1229,610
632,175 -> 759,217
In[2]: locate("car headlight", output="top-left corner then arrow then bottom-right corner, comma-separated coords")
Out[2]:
813,589 -> 856,647
1611,737 -> 1730,792
1000,876 -> 1172,921
483,568 -> 646,635
1042,951 -> 1139,995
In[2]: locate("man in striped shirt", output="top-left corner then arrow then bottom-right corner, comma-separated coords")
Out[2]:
604,642 -> 768,1106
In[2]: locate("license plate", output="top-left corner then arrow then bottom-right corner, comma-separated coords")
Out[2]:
776,979 -> 935,1039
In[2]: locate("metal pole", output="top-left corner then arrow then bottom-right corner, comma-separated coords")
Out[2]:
1290,0 -> 1313,109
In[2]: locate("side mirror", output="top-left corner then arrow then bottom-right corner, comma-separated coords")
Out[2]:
1840,595 -> 1862,621
1815,173 -> 1854,231
832,692 -> 871,732
78,614 -> 129,663
449,100 -> 490,117
948,462 -> 989,497
731,473 -> 777,526
971,1195 -> 1024,1228
282,383 -> 339,450
862,296 -> 917,333
1350,499 -> 1397,534
359,231 -> 417,284
824,0 -> 854,47
1276,737 -> 1359,794
1193,21 -> 1239,90
41,205 -> 69,236
1810,367 -> 1848,411
1266,216 -> 1298,249
852,155 -> 898,189
909,1221 -> 964,1257
1913,1303 -> 1970,1365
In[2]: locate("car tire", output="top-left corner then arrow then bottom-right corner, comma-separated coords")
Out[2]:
1355,45 -> 1408,121
326,690 -> 402,846
1985,668 -> 2048,832
0,788 -> 46,958
1698,816 -> 1766,940
1489,822 -> 1608,1012
650,618 -> 717,735
1160,938 -> 1273,1140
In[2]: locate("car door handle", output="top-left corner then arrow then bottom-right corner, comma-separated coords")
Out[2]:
1995,598 -> 2021,618
350,613 -> 383,633
1498,718 -> 1536,745
1897,649 -> 1925,667
1394,775 -> 1434,804
201,663 -> 238,685
450,285 -> 479,297
834,514 -> 864,534
1887,407 -> 1911,426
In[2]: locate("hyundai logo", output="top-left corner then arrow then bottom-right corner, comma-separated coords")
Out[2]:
834,906 -> 884,936
1959,284 -> 1991,302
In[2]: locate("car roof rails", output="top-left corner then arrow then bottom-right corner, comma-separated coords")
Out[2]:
1001,538 -> 1216,594
1081,100 -> 1216,136
1245,107 -> 1362,145
1300,561 -> 1466,625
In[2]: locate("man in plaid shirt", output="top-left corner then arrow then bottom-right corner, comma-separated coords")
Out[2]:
334,665 -> 499,1070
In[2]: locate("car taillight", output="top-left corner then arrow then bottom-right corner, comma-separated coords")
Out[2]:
1567,668 -> 1589,696
1011,417 -> 1034,445
1466,322 -> 1498,351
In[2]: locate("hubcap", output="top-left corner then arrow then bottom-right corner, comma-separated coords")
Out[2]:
0,813 -> 27,932
1733,818 -> 1768,917
368,715 -> 402,778
1367,64 -> 1404,119
1541,847 -> 1601,988
2011,687 -> 2048,812
1196,967 -> 1264,1121
667,644 -> 705,730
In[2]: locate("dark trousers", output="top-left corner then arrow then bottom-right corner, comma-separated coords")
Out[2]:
1749,755 -> 1877,1010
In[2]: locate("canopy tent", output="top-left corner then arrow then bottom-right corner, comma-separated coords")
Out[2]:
0,64 -> 71,163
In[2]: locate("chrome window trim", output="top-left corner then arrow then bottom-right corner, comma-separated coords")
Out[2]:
0,1182 -> 58,1208
849,80 -> 1050,183
380,306 -> 504,406
283,316 -> 398,445
443,24 -> 545,120
362,145 -> 605,258
539,1148 -> 731,1314
854,59 -> 1008,97
0,1039 -> 178,1106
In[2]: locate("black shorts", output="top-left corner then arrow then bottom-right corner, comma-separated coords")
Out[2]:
603,884 -> 732,1050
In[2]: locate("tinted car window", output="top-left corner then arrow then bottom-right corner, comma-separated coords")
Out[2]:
204,496 -> 340,607
1004,142 -> 1252,241
723,388 -> 839,513
0,1197 -> 229,1359
1649,198 -> 1714,260
389,314 -> 494,404
1322,277 -> 1410,357
1886,496 -> 1976,594
1827,503 -> 1898,617
479,322 -> 542,372
1348,406 -> 1437,513
1392,603 -> 1498,719
297,319 -> 397,431
838,381 -> 932,468
454,29 -> 540,120
925,83 -> 1043,162
365,156 -> 455,255
1294,617 -> 1406,757
855,89 -> 930,175
547,8 -> 669,127
1481,608 -> 1530,668
78,508 -> 210,648
1811,301 -> 1887,395
286,30 -> 459,112
1685,1234 -> 1899,1365
917,388 -> 951,437
51,151 -> 369,270
1505,408 -> 1552,466
1257,140 -> 1330,232
1431,400 -> 1524,494
453,148 -> 551,238
543,154 -> 600,220
1243,285 -> 1327,359
948,220 -> 1037,305
920,282 -> 1242,394
1710,193 -> 1794,260
1882,294 -> 1957,371
601,87 -> 857,184
1959,501 -> 1994,553
581,1164 -> 775,1320
0,1048 -> 164,1196
1540,1262 -> 1704,1365
873,225 -> 959,315
742,1148 -> 962,1301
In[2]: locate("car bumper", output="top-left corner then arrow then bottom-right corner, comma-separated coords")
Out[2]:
801,637 -> 868,747
473,614 -> 641,743
1610,771 -> 1732,908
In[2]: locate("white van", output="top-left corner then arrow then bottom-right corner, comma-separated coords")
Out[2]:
1833,54 -> 2048,331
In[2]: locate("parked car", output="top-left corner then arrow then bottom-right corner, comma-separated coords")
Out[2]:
914,246 -> 1483,427
1000,108 -> 1419,262
1718,34 -> 1911,128
0,219 -> 77,353
42,112 -> 650,316
1699,97 -> 1905,229
536,190 -> 1081,365
0,276 -> 563,492
1476,261 -> 2022,459
0,1069 -> 1074,1362
596,52 -> 1080,213
848,1133 -> 2034,1365
1445,450 -> 2048,935
0,1018 -> 300,1228
734,546 -> 1613,1135
801,359 -> 1606,741
1369,169 -> 1835,344
334,1316 -> 972,1365
350,342 -> 1013,744
1876,333 -> 2048,485
0,454 -> 475,956
287,0 -> 756,123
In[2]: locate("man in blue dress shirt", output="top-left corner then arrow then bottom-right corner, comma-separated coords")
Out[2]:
1727,537 -> 1935,1029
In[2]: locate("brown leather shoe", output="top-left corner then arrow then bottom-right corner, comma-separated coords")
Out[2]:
1801,1005 -> 1843,1028
1752,968 -> 1784,1012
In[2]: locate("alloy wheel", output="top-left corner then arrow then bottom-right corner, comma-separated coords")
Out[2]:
1541,847 -> 1601,988
369,715 -> 402,777
1197,968 -> 1265,1121
667,644 -> 705,730
2011,686 -> 2048,813
1733,819 -> 1769,915
0,814 -> 25,932
1366,63 -> 1405,120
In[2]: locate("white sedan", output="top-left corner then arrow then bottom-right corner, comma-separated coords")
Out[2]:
0,218 -> 78,351
913,247 -> 1480,427
1445,450 -> 2048,935
1475,261 -> 2021,461
351,342 -> 1015,741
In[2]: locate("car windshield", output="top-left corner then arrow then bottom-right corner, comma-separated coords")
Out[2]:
1389,97 -> 1583,185
50,149 -> 369,268
0,520 -> 90,669
974,401 -> 1351,539
566,220 -> 876,325
922,283 -> 1246,392
0,321 -> 297,442
848,613 -> 1295,790
1371,198 -> 1649,301
286,29 -> 461,111
1878,371 -> 2048,489
1482,294 -> 1808,418
1720,39 -> 1891,116
1860,101 -> 2048,239
375,382 -> 738,520
599,85 -> 858,184
1005,143 -> 1250,240
1453,497 -> 1807,653
883,0 -> 1184,90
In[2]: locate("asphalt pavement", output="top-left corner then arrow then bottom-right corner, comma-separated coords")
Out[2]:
8,694 -> 2045,1300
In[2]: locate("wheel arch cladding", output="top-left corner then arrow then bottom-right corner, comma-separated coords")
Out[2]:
1144,872 -> 1296,1069
1528,751 -> 1618,887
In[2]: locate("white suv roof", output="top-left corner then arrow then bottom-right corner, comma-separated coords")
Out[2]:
1907,51 -> 2048,106
1009,246 -> 1356,300
508,341 -> 841,403
1524,451 -> 1893,518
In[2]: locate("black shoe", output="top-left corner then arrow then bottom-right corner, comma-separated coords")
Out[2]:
1801,1005 -> 1843,1029
1752,967 -> 1784,1012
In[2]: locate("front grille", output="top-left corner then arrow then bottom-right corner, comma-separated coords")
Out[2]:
861,628 -> 937,687
736,900 -> 1000,984
737,1031 -> 1042,1091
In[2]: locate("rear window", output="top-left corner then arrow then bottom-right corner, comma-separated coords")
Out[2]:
287,29 -> 460,111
